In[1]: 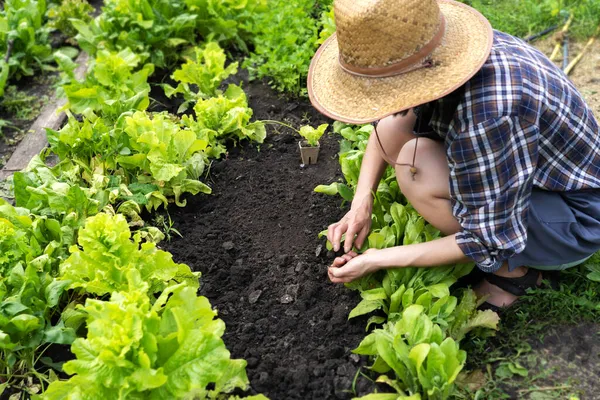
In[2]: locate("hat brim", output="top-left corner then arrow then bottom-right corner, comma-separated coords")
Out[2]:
307,0 -> 493,124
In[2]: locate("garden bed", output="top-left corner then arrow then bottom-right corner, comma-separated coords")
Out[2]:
162,72 -> 376,399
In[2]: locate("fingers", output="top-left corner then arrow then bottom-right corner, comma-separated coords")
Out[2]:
328,266 -> 352,284
331,221 -> 348,252
344,224 -> 357,253
327,222 -> 338,248
355,226 -> 369,251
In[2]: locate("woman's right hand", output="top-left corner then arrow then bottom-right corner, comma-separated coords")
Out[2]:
327,193 -> 373,253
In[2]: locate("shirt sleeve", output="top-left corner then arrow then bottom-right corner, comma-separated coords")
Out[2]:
447,116 -> 539,272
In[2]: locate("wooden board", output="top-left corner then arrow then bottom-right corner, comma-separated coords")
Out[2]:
0,51 -> 89,180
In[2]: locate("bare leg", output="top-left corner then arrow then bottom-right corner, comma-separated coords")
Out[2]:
394,138 -> 539,307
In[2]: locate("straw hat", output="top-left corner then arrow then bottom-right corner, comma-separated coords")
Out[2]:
308,0 -> 493,124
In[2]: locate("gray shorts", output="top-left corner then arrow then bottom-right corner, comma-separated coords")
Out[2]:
507,188 -> 600,271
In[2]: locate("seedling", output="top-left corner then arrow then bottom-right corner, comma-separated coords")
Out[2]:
298,123 -> 327,165
262,120 -> 328,165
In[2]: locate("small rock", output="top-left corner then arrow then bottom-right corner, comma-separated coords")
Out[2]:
277,254 -> 290,267
248,290 -> 262,304
280,294 -> 294,304
349,354 -> 361,363
258,372 -> 269,384
285,308 -> 300,317
263,251 -> 274,260
285,284 -> 299,298
246,357 -> 259,368
222,241 -> 235,251
336,364 -> 353,377
315,244 -> 323,257
295,262 -> 305,273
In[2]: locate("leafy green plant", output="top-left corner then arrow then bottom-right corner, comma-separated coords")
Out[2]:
182,84 -> 266,159
70,0 -> 197,68
59,212 -> 199,297
47,110 -> 213,211
48,0 -> 94,38
61,48 -> 154,119
0,0 -> 53,96
116,111 -> 212,209
299,123 -> 328,146
242,0 -> 319,96
0,199 -> 76,387
163,42 -> 239,113
184,0 -> 267,51
43,271 -> 250,399
317,5 -> 335,45
354,305 -> 467,400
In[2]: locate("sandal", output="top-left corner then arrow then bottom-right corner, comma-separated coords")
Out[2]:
478,268 -> 560,313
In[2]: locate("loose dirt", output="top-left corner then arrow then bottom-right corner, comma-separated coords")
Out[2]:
162,72 -> 375,399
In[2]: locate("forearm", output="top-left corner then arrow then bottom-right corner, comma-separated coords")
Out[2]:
367,234 -> 472,269
352,131 -> 388,207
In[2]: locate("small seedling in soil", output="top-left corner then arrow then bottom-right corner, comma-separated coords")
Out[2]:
298,123 -> 328,165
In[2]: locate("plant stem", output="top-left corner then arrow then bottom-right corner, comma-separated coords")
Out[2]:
261,120 -> 299,134
517,385 -> 572,393
4,39 -> 14,63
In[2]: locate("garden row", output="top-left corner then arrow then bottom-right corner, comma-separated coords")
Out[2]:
0,0 -> 315,397
3,0 -> 599,399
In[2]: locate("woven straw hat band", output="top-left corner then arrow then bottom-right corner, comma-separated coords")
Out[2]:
336,0 -> 444,77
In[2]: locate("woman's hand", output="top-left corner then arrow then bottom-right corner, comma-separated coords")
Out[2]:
328,249 -> 378,283
327,194 -> 373,253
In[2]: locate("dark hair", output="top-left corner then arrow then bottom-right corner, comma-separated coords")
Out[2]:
394,109 -> 410,117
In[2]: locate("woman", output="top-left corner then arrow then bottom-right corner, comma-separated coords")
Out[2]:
307,0 -> 600,309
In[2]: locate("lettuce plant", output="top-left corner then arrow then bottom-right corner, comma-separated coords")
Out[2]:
185,0 -> 267,51
47,0 -> 94,38
354,305 -> 466,400
43,271 -> 249,399
0,200 -> 76,379
70,0 -> 198,68
61,48 -> 154,119
0,0 -> 53,96
183,84 -> 266,159
59,213 -> 198,297
48,111 -> 213,211
299,123 -> 328,147
163,42 -> 238,112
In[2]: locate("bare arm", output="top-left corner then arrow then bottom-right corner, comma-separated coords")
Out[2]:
367,235 -> 471,269
329,112 -> 418,252
328,235 -> 472,283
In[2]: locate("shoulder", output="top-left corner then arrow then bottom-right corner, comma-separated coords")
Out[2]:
454,30 -> 552,127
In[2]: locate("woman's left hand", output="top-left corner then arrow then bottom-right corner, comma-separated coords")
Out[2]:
328,249 -> 379,283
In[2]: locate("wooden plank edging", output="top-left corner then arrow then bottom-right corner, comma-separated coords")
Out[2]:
0,51 -> 89,180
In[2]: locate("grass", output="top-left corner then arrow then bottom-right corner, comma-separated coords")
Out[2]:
458,258 -> 600,399
461,0 -> 600,40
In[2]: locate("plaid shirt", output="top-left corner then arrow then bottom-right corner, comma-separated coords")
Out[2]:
417,31 -> 600,272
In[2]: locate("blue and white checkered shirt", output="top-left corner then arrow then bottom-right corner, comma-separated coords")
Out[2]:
418,31 -> 600,272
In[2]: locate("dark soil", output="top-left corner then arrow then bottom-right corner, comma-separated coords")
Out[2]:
0,73 -> 58,168
162,73 -> 376,399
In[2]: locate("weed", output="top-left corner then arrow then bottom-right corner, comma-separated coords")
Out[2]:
153,213 -> 183,242
0,85 -> 48,120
